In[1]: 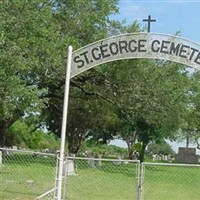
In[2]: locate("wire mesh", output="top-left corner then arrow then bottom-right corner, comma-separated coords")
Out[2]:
63,157 -> 139,200
0,148 -> 57,200
35,188 -> 57,200
3,149 -> 199,200
142,162 -> 200,200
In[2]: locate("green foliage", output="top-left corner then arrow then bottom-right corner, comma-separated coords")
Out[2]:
6,120 -> 60,150
29,131 -> 60,150
147,141 -> 175,156
0,0 -> 124,152
6,120 -> 30,148
174,70 -> 200,149
132,142 -> 142,152
1,0 -> 200,163
81,141 -> 127,157
0,0 -> 57,145
97,59 -> 192,161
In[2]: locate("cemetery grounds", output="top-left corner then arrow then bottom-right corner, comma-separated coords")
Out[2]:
0,149 -> 200,200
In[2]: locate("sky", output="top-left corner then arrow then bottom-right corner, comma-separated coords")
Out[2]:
110,0 -> 200,154
114,0 -> 200,44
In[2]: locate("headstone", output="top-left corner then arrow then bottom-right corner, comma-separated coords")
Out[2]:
152,154 -> 157,161
12,146 -> 17,150
63,160 -> 75,176
85,151 -> 96,167
88,158 -> 96,168
0,151 -> 2,165
167,154 -> 172,162
175,147 -> 198,164
69,153 -> 75,158
114,155 -> 122,165
94,154 -> 102,167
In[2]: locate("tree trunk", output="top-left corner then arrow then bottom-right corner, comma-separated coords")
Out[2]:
186,136 -> 189,148
128,149 -> 134,160
67,130 -> 88,155
138,143 -> 147,163
0,120 -> 10,147
194,137 -> 200,150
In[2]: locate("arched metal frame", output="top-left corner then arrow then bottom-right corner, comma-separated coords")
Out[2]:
71,33 -> 200,78
57,33 -> 200,200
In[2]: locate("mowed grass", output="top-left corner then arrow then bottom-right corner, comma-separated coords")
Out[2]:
66,160 -> 200,200
66,160 -> 137,200
1,155 -> 200,200
143,164 -> 200,200
0,153 -> 57,200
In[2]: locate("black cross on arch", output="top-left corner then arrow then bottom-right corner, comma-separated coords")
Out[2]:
143,15 -> 156,32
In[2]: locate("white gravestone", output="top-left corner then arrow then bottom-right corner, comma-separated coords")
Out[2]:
88,158 -> 96,168
63,160 -> 75,176
12,146 -> 17,150
96,154 -> 102,167
0,151 -> 2,165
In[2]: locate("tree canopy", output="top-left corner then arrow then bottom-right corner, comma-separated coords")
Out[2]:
1,0 -> 200,162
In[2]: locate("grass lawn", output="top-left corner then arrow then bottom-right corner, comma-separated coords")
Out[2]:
1,155 -> 200,200
0,153 -> 57,200
66,160 -> 200,200
143,164 -> 200,200
66,160 -> 137,200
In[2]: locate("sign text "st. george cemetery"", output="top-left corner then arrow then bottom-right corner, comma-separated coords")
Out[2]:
71,33 -> 200,78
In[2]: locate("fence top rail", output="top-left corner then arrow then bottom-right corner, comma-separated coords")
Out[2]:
67,156 -> 140,163
143,162 -> 200,167
0,147 -> 57,157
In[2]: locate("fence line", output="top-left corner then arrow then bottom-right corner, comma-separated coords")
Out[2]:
0,147 -> 58,200
1,148 -> 200,200
0,147 -> 56,157
143,162 -> 200,167
142,162 -> 200,200
35,188 -> 57,200
63,156 -> 140,200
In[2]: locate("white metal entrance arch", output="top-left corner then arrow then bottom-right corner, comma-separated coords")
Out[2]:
71,33 -> 200,78
56,32 -> 200,199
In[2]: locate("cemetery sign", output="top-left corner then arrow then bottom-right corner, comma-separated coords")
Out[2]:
71,33 -> 200,78
58,32 -> 200,199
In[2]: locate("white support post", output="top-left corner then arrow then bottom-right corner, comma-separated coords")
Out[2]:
56,46 -> 73,200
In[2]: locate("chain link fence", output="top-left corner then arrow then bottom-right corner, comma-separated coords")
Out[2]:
142,162 -> 200,200
1,148 -> 200,200
0,148 -> 58,200
63,157 -> 140,200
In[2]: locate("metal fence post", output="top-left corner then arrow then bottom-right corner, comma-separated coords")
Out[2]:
140,162 -> 145,200
56,46 -> 73,200
136,162 -> 144,200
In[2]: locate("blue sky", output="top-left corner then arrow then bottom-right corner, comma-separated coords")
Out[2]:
115,0 -> 200,43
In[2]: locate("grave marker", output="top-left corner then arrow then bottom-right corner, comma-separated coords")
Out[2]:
0,151 -> 2,165
176,147 -> 198,164
63,160 -> 75,176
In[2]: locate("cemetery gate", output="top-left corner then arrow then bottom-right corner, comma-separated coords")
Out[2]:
2,34 -> 199,200
63,156 -> 200,200
57,32 -> 200,199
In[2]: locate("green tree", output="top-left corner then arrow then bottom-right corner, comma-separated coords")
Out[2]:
39,0 -> 121,153
0,0 -> 50,145
176,70 -> 200,149
6,119 -> 60,150
0,0 -> 64,145
0,0 -> 122,150
6,120 -> 30,147
96,58 -> 192,161
147,141 -> 175,156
